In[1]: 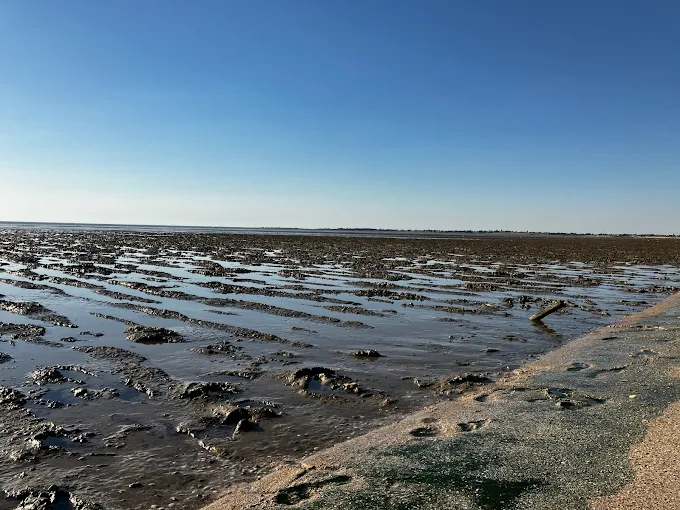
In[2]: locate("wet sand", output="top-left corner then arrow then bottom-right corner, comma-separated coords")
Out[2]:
203,293 -> 680,509
0,230 -> 679,509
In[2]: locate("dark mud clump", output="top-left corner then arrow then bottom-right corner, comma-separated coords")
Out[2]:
341,320 -> 374,329
124,378 -> 155,398
412,303 -> 510,317
89,312 -> 137,326
125,325 -> 183,344
79,331 -> 104,337
27,421 -> 95,452
323,305 -> 389,317
27,366 -> 93,386
94,289 -> 162,304
46,275 -> 106,290
208,368 -> 262,379
189,259 -> 250,274
272,350 -> 298,358
0,386 -> 27,408
353,349 -> 382,359
409,426 -> 438,437
233,418 -> 258,435
208,403 -> 281,436
178,381 -> 241,400
7,487 -> 102,510
291,327 -> 317,334
0,300 -> 77,328
0,277 -> 67,294
448,373 -> 492,385
189,341 -> 246,358
6,268 -> 46,280
289,367 -> 369,398
211,405 -> 253,425
71,387 -> 120,400
0,322 -> 46,339
74,345 -> 177,399
28,367 -> 71,385
354,289 -> 428,301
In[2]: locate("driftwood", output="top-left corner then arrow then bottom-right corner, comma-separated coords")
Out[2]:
530,300 -> 567,322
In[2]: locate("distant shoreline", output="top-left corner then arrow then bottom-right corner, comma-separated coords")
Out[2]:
0,221 -> 675,238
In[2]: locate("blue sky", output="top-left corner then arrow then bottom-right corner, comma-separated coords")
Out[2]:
1,1 -> 678,233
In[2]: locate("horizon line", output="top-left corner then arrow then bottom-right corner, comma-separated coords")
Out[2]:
0,220 -> 677,237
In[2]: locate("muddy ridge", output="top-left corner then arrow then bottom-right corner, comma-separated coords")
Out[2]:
0,230 -> 679,509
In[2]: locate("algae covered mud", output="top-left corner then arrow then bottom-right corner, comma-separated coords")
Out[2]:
0,228 -> 679,509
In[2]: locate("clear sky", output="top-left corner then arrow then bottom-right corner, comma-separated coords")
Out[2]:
1,1 -> 678,233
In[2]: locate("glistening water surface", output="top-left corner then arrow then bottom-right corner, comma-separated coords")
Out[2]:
0,229 -> 678,509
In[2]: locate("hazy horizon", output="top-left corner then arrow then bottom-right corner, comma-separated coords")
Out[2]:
2,1 -> 679,234
0,219 -> 676,237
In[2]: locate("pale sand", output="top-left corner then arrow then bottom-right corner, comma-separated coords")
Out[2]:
590,385 -> 680,509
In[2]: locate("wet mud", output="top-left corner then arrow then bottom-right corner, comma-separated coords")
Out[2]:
0,230 -> 679,509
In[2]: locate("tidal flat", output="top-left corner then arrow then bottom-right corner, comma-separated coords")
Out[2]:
0,230 -> 679,509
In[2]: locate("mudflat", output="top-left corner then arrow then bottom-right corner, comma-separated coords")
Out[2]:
0,230 -> 679,509
203,293 -> 680,510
